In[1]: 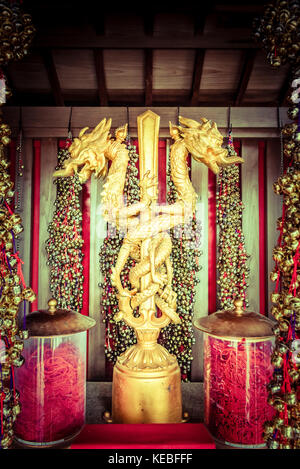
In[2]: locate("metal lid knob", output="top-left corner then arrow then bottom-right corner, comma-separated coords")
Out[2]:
47,298 -> 57,314
233,298 -> 243,316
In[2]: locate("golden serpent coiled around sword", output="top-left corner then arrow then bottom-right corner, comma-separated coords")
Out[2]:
129,234 -> 172,290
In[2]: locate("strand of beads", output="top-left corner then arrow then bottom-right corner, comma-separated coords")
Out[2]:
264,66 -> 300,450
216,136 -> 250,310
45,141 -> 84,312
0,116 -> 36,449
0,1 -> 35,448
254,0 -> 300,448
266,118 -> 299,449
158,157 -> 202,381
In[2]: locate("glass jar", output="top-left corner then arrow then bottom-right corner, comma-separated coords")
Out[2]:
14,299 -> 95,448
194,299 -> 275,449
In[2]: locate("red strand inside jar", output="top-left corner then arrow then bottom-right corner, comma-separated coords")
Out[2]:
15,341 -> 85,443
204,335 -> 275,446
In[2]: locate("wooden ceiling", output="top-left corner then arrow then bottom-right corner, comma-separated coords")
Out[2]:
4,0 -> 292,108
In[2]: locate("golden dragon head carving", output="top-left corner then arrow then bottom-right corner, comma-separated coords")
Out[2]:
53,119 -> 128,183
169,116 -> 244,174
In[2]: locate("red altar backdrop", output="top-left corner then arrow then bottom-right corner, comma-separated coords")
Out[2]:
8,136 -> 281,380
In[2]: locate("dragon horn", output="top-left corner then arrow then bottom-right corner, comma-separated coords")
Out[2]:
92,118 -> 111,136
105,118 -> 112,131
201,120 -> 211,131
93,118 -> 109,136
178,116 -> 201,129
89,118 -> 112,145
78,126 -> 89,138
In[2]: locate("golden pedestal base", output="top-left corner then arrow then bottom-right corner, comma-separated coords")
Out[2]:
107,340 -> 185,424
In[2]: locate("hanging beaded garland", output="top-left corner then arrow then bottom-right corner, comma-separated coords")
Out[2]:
0,0 -> 35,449
255,3 -> 300,446
45,142 -> 84,312
99,141 -> 139,365
158,156 -> 202,381
0,0 -> 35,67
252,0 -> 300,68
266,115 -> 300,449
216,135 -> 250,310
0,116 -> 36,449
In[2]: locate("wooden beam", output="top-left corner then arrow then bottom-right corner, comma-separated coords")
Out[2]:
88,11 -> 106,36
144,13 -> 155,36
93,48 -> 108,106
33,27 -> 259,49
41,49 -> 64,106
2,107 -> 291,140
214,4 -> 264,13
5,90 -> 282,108
190,49 -> 205,106
194,14 -> 206,35
144,49 -> 153,106
234,49 -> 257,106
193,5 -> 213,35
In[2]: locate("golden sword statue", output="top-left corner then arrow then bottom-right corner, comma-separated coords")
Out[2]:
111,110 -> 183,423
54,110 -> 243,423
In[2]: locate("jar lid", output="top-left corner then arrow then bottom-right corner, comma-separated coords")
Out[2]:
25,299 -> 96,337
193,299 -> 275,340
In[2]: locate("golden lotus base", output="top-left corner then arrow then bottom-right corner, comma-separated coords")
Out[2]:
107,345 -> 185,424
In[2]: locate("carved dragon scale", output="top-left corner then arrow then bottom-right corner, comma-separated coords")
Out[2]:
54,114 -> 244,352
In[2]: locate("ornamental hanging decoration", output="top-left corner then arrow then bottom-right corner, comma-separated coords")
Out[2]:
158,154 -> 202,381
252,0 -> 300,68
0,115 -> 36,449
265,88 -> 300,449
0,1 -> 35,67
0,0 -> 35,105
0,0 -> 36,450
254,0 -> 300,450
45,140 -> 84,312
216,130 -> 250,310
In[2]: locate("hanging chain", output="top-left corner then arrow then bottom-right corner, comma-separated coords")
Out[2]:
67,106 -> 73,141
126,106 -> 130,144
277,106 -> 284,176
280,125 -> 284,176
15,121 -> 24,253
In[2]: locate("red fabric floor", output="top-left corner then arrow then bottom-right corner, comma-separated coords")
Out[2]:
71,423 -> 216,449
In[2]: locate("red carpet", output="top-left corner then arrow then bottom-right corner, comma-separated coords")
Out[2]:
71,423 -> 215,449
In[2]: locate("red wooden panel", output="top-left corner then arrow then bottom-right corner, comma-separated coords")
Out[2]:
208,169 -> 216,314
258,141 -> 267,315
30,140 -> 41,312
